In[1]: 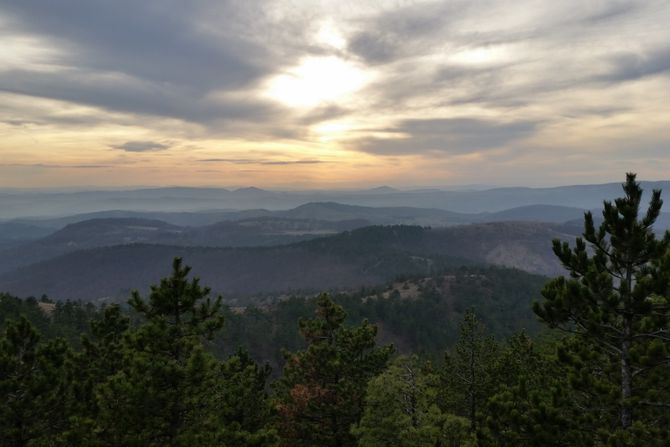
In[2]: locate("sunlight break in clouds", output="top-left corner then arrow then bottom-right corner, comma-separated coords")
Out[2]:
263,56 -> 373,109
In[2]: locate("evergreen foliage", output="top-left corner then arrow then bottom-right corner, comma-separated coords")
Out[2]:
442,309 -> 499,433
482,333 -> 585,446
0,317 -> 70,446
0,257 -> 276,446
94,258 -> 227,446
213,349 -> 277,447
355,355 -> 473,447
535,173 -> 670,441
275,294 -> 393,447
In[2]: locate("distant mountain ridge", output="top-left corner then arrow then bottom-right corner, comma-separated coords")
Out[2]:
3,180 -> 670,219
5,202 -> 593,231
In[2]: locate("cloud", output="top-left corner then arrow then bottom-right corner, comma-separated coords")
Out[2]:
112,141 -> 170,152
0,0 -> 299,132
1,163 -> 112,169
0,66 -> 282,129
198,158 -> 327,165
345,0 -> 670,113
1,119 -> 39,126
298,105 -> 352,125
0,1 -> 267,89
597,46 -> 670,84
355,118 -> 537,155
348,1 -> 469,65
580,1 -> 644,24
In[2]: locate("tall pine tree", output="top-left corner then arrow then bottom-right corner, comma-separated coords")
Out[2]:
95,258 -> 225,447
535,173 -> 670,443
442,309 -> 498,434
275,293 -> 393,447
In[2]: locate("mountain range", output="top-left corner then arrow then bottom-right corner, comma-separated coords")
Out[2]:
3,180 -> 670,219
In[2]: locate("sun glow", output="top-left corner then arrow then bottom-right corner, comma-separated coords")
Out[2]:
314,20 -> 347,50
449,45 -> 511,66
263,56 -> 372,108
313,120 -> 356,142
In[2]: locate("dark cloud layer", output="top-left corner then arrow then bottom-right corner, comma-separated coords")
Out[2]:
0,68 -> 281,126
0,0 -> 290,130
1,163 -> 112,169
112,141 -> 170,152
198,158 -> 326,165
598,46 -> 670,84
357,118 -> 537,155
1,1 -> 266,89
348,1 -> 468,65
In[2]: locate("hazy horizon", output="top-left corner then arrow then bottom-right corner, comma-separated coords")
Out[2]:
2,177 -> 670,194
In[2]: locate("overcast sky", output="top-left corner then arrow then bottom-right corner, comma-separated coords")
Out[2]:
1,0 -> 669,189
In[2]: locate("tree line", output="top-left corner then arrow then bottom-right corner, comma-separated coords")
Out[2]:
1,174 -> 669,446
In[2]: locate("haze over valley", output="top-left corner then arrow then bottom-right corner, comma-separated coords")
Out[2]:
3,180 -> 669,302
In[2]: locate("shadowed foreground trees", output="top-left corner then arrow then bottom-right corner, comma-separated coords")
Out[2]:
0,317 -> 69,447
535,173 -> 670,444
0,258 -> 277,447
94,258 -> 228,446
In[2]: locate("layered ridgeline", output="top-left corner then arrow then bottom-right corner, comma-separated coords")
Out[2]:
4,180 -> 670,219
0,222 -> 577,302
0,216 -> 368,274
2,201 -> 588,235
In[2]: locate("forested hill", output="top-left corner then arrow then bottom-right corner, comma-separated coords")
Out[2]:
0,223 -> 576,302
0,216 -> 365,274
0,265 -> 547,368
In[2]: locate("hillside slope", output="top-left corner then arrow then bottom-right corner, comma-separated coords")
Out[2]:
0,223 -> 576,302
0,217 -> 367,273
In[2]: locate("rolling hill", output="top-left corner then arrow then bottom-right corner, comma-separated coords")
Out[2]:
0,222 -> 53,249
0,216 -> 367,274
0,223 -> 578,302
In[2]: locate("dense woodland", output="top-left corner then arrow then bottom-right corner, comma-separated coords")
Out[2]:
2,174 -> 670,446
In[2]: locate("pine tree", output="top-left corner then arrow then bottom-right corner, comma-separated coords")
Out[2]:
213,348 -> 278,447
534,173 -> 670,442
95,258 -> 226,447
63,304 -> 130,444
482,333 -> 587,446
354,355 -> 473,447
275,293 -> 393,447
442,309 -> 498,434
0,317 -> 70,446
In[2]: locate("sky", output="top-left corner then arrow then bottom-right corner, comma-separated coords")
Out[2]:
1,0 -> 669,189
